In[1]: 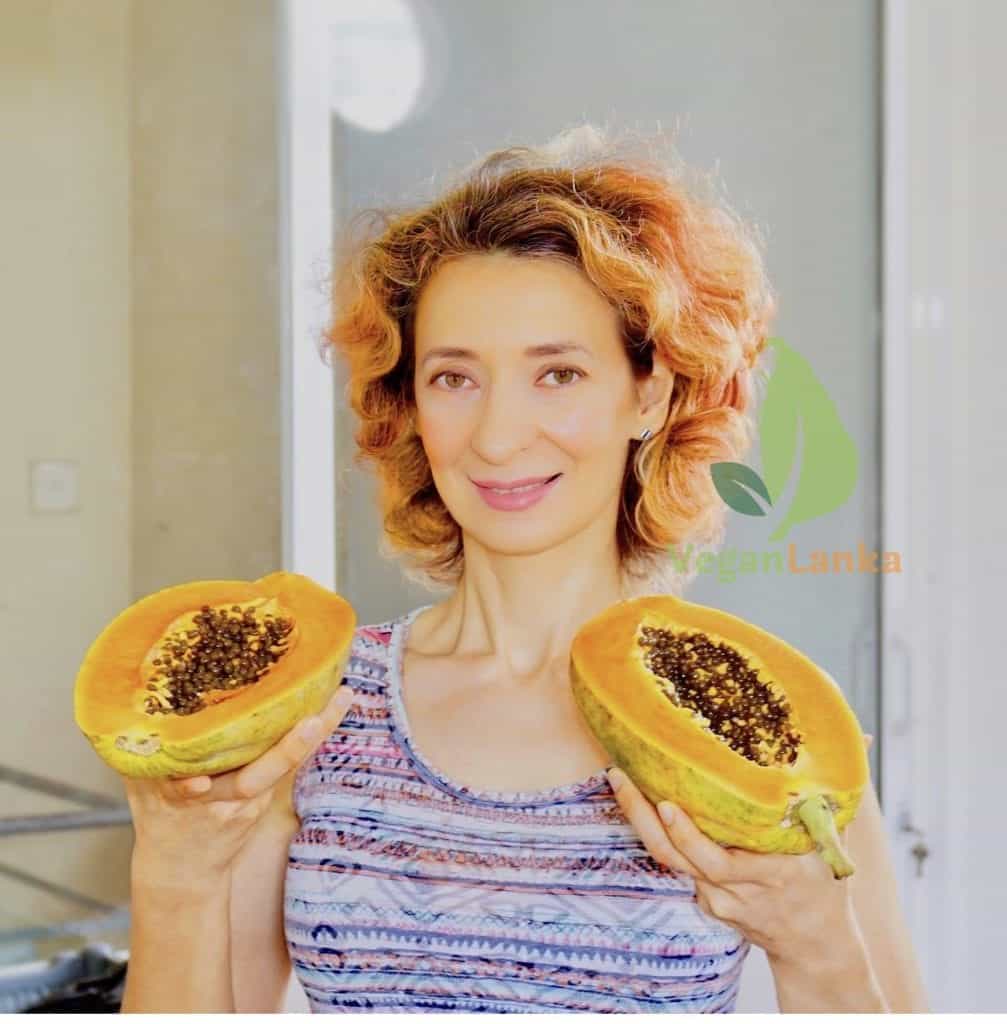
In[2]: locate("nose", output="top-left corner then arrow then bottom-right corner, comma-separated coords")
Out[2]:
468,379 -> 538,463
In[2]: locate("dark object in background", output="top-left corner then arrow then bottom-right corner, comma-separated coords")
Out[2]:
23,960 -> 127,1013
0,943 -> 128,1013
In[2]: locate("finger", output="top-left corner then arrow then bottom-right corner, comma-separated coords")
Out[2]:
157,774 -> 211,802
198,718 -> 323,803
162,685 -> 355,803
864,733 -> 874,750
693,877 -> 739,924
222,685 -> 354,800
607,768 -> 695,877
177,776 -> 212,797
656,801 -> 737,885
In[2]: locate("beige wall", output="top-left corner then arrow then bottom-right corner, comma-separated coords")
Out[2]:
131,0 -> 281,596
1,0 -> 280,946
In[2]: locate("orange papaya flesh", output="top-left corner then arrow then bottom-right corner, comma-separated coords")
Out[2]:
73,571 -> 355,779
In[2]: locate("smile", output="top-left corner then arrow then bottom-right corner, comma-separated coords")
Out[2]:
472,473 -> 562,510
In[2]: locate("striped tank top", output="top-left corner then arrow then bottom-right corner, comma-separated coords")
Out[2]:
284,604 -> 750,1013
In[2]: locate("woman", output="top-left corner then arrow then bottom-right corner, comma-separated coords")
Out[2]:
121,126 -> 928,1013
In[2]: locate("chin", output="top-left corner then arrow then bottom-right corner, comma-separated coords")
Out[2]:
476,532 -> 573,558
459,509 -> 587,557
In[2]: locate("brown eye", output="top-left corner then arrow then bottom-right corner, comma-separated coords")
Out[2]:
544,367 -> 584,386
432,371 -> 469,389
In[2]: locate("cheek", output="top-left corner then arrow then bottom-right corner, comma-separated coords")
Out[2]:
416,403 -> 472,466
547,404 -> 622,453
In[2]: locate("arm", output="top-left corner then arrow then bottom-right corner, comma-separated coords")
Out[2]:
121,792 -> 298,1015
769,921 -> 887,1013
120,866 -> 234,1012
119,686 -> 352,1014
230,770 -> 302,1013
845,777 -> 930,1011
768,777 -> 930,1013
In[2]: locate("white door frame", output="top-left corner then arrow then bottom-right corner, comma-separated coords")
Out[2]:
881,0 -> 960,1008
278,0 -> 338,591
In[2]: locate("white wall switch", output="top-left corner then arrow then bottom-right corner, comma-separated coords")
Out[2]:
30,459 -> 80,513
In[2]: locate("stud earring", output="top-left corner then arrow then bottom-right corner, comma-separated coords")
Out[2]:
639,428 -> 653,441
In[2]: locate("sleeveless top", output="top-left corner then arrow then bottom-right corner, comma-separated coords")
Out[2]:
284,605 -> 751,1013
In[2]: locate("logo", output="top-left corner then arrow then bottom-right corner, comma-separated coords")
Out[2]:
691,337 -> 902,579
711,336 -> 858,541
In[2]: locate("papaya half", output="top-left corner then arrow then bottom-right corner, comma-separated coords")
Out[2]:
73,571 -> 356,779
570,594 -> 869,879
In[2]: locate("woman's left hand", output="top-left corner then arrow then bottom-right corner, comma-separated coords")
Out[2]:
605,734 -> 872,968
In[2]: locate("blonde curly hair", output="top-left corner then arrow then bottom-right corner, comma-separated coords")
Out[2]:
320,124 -> 778,597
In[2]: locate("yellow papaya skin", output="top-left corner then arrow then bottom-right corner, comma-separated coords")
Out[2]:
572,667 -> 859,856
569,595 -> 869,879
87,658 -> 349,779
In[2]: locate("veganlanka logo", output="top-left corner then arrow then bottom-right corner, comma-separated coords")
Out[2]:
677,337 -> 901,581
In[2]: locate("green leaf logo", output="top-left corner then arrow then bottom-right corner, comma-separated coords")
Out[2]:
711,461 -> 773,516
757,337 -> 858,541
709,337 -> 859,541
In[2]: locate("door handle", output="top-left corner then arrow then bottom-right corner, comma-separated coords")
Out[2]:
899,811 -> 930,877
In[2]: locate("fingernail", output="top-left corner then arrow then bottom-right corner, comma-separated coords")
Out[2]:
298,716 -> 322,741
607,767 -> 627,793
658,802 -> 676,825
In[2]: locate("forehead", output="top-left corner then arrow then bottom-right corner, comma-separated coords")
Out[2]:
413,252 -> 622,352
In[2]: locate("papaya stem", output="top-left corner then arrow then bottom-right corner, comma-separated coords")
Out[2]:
796,794 -> 856,879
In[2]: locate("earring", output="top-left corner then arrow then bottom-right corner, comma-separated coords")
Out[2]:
639,428 -> 653,441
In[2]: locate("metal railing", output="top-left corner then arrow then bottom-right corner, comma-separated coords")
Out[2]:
0,764 -> 132,947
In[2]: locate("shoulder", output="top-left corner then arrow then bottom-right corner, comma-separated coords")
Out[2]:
332,604 -> 433,687
341,606 -> 421,669
353,620 -> 397,650
337,622 -> 394,681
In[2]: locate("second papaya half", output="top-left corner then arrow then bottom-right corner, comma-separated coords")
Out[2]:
570,595 -> 868,879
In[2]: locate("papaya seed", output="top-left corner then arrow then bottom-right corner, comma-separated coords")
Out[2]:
143,601 -> 296,718
638,624 -> 802,768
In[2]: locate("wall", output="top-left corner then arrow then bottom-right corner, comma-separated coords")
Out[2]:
131,0 -> 282,596
881,0 -> 1006,1010
0,0 -> 282,961
1,0 -> 133,925
939,0 -> 1005,1009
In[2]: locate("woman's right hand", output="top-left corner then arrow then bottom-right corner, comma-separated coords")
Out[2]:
123,684 -> 355,887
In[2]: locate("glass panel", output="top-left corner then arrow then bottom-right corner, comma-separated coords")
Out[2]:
334,0 -> 882,760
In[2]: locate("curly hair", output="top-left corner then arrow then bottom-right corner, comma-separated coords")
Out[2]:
320,124 -> 778,597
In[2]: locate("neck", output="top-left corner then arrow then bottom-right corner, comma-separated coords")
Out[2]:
417,535 -> 627,685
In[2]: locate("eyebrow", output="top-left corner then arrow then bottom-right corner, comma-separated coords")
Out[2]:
419,341 -> 592,368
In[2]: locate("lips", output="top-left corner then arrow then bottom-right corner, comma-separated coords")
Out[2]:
472,472 -> 562,511
471,473 -> 561,491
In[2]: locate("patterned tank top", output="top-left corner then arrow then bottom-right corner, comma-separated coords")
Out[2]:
284,605 -> 750,1013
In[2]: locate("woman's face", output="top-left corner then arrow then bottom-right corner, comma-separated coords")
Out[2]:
412,251 -> 669,558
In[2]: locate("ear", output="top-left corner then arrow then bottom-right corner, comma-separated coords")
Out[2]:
635,354 -> 675,431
